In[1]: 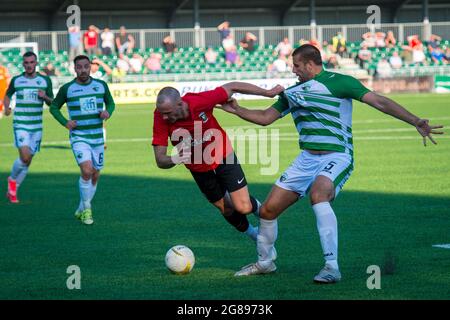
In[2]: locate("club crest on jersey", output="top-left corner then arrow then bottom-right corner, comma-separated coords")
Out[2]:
76,152 -> 83,159
199,112 -> 208,123
302,85 -> 311,91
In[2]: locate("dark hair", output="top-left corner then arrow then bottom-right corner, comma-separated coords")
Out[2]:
292,44 -> 322,65
23,51 -> 37,60
74,55 -> 91,65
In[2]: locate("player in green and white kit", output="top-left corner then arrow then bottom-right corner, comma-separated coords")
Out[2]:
220,44 -> 443,282
4,51 -> 53,203
50,55 -> 115,225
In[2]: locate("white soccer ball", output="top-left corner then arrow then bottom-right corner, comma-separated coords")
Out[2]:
165,245 -> 195,274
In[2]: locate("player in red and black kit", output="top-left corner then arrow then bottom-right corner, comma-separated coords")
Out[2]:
152,82 -> 284,251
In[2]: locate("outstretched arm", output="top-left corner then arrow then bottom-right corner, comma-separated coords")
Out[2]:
362,92 -> 444,145
218,98 -> 280,126
153,145 -> 191,169
221,82 -> 284,99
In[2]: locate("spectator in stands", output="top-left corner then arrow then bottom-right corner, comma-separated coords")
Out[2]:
385,30 -> 397,48
375,32 -> 386,48
101,27 -> 115,55
163,35 -> 177,55
116,53 -> 130,73
332,32 -> 347,56
320,40 -> 334,63
274,37 -> 293,59
222,34 -> 235,52
68,25 -> 82,62
362,31 -> 376,48
412,43 -> 426,65
325,55 -> 339,69
268,54 -> 288,76
129,53 -> 144,73
357,44 -> 372,68
204,47 -> 218,65
225,45 -> 242,67
406,35 -> 422,50
431,47 -> 445,64
42,63 -> 60,77
84,25 -> 100,56
376,59 -> 392,78
427,34 -> 442,54
116,26 -> 135,55
144,53 -> 162,73
217,21 -> 231,41
389,51 -> 403,69
309,38 -> 321,50
90,58 -> 112,81
240,32 -> 258,53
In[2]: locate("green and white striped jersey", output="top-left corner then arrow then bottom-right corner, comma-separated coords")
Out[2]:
50,77 -> 115,147
6,73 -> 53,132
272,70 -> 370,155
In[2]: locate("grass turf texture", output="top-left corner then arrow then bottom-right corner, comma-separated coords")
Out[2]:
0,93 -> 449,299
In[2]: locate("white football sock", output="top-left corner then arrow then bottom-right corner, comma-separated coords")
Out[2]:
245,224 -> 258,241
15,165 -> 29,186
90,182 -> 98,202
312,202 -> 339,269
10,158 -> 27,181
79,177 -> 92,210
257,218 -> 278,268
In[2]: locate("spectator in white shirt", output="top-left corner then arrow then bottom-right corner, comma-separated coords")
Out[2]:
101,28 -> 115,55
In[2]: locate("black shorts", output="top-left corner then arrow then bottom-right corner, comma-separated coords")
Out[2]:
190,153 -> 248,203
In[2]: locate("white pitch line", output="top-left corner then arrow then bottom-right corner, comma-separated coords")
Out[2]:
1,134 -> 449,148
432,244 -> 450,249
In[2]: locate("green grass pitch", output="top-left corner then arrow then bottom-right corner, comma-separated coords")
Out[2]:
0,93 -> 449,299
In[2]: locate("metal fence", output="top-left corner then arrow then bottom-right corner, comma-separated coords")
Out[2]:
1,22 -> 450,53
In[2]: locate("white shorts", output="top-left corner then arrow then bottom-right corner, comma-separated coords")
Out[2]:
72,142 -> 104,170
276,151 -> 353,199
14,130 -> 42,155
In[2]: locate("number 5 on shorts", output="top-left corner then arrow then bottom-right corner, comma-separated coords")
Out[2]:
98,152 -> 104,165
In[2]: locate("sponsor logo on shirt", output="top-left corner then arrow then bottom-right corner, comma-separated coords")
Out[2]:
199,112 -> 208,123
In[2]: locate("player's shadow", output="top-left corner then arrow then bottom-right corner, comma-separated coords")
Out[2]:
41,145 -> 71,150
0,172 -> 449,300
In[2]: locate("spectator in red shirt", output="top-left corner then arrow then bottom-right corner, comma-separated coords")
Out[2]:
152,83 -> 284,256
84,25 -> 99,56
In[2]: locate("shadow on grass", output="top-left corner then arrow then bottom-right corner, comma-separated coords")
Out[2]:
0,172 -> 449,300
40,145 -> 71,150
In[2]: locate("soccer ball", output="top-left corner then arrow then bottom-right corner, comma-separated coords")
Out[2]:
165,245 -> 195,274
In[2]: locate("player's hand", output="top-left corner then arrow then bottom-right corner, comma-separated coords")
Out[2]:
66,120 -> 77,130
266,85 -> 285,98
38,90 -> 47,99
172,144 -> 191,165
4,107 -> 11,116
415,118 -> 444,146
99,110 -> 110,120
218,98 -> 240,114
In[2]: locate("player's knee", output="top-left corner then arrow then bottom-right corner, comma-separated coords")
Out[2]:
81,167 -> 94,180
309,189 -> 333,205
259,204 -> 278,220
21,156 -> 32,166
233,200 -> 252,215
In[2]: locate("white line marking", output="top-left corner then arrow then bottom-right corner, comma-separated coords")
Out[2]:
432,244 -> 450,249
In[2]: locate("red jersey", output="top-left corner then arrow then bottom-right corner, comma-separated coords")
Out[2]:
84,31 -> 98,47
152,87 -> 233,172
